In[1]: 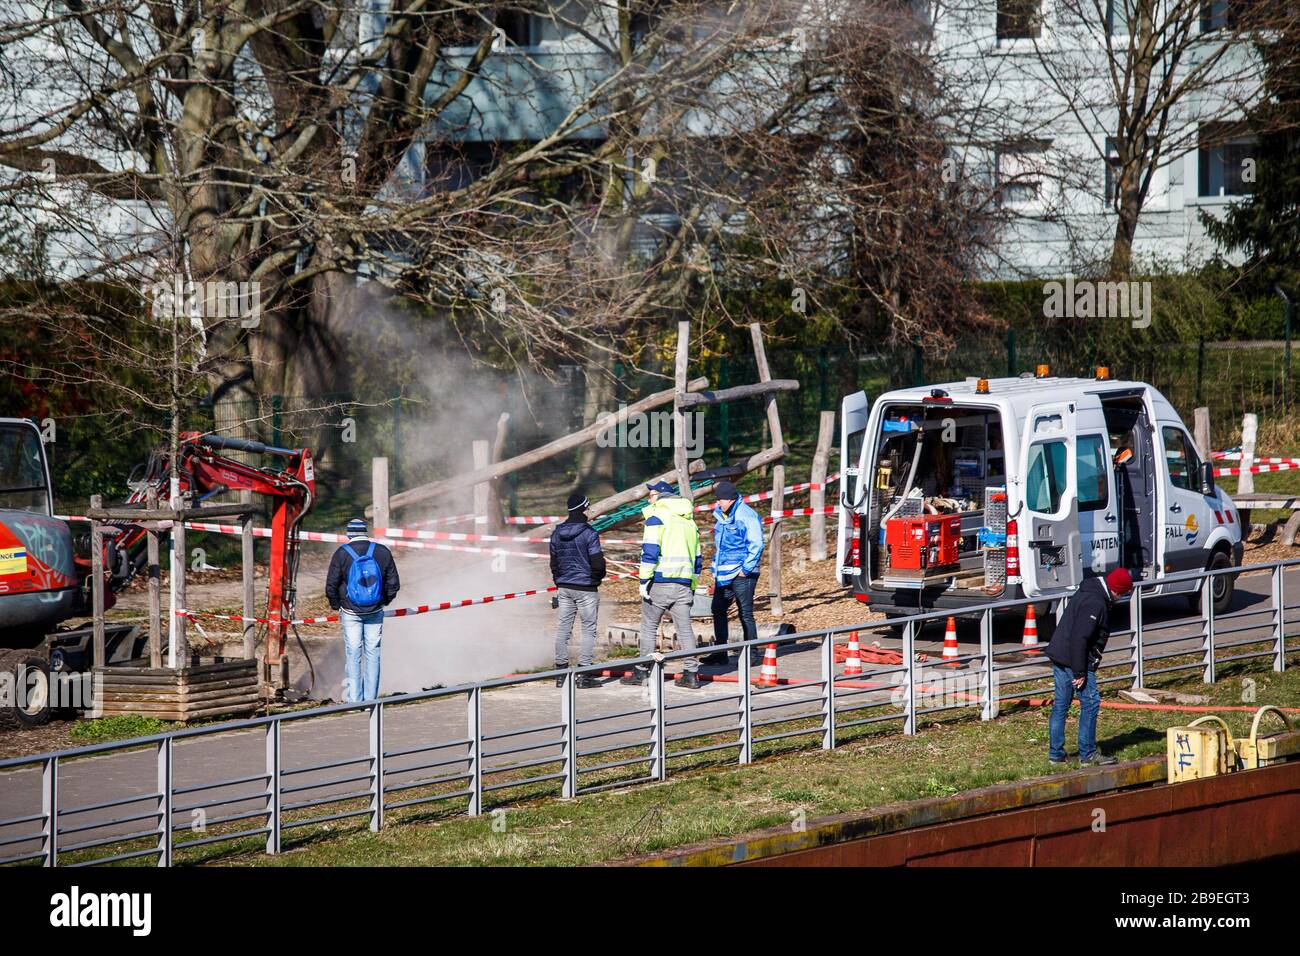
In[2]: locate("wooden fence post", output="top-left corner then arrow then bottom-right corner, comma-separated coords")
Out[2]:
472,441 -> 494,528
372,457 -> 389,532
751,324 -> 785,617
488,414 -> 510,533
673,321 -> 694,502
147,488 -> 162,668
90,495 -> 105,669
1193,406 -> 1211,460
811,411 -> 835,562
1238,413 -> 1257,496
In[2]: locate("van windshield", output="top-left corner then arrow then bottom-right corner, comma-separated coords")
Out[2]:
0,425 -> 50,514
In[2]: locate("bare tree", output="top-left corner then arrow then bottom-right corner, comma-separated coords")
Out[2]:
1008,0 -> 1300,275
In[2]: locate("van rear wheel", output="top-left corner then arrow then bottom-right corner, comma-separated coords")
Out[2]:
1186,551 -> 1235,616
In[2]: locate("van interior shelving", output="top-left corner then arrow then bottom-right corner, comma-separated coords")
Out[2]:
866,403 -> 1008,596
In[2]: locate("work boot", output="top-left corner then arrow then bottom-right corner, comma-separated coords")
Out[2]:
620,667 -> 649,686
575,674 -> 603,689
1079,752 -> 1118,767
700,651 -> 728,666
555,674 -> 567,688
674,671 -> 702,689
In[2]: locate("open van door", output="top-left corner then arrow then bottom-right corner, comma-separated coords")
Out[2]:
836,391 -> 871,585
1016,402 -> 1083,594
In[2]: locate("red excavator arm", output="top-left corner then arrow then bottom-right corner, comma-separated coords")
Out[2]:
121,432 -> 315,685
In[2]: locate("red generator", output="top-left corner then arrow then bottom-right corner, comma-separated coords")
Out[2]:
885,514 -> 961,572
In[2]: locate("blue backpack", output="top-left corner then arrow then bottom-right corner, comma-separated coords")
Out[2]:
344,542 -> 384,610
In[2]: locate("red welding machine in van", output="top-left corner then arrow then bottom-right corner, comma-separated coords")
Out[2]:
885,514 -> 961,571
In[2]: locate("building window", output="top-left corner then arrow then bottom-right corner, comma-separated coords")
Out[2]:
1198,123 -> 1255,198
1104,137 -> 1120,206
997,0 -> 1042,40
997,141 -> 1050,210
427,143 -> 499,192
1200,0 -> 1249,32
495,2 -> 590,46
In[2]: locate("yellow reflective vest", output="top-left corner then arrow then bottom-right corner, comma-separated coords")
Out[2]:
638,496 -> 701,588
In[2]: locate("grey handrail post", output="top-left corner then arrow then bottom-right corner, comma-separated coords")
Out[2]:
1273,565 -> 1286,673
42,756 -> 57,867
467,687 -> 483,816
1132,585 -> 1145,688
1204,574 -> 1217,684
369,702 -> 384,832
157,737 -> 172,867
981,608 -> 996,720
821,633 -> 836,749
265,721 -> 281,854
738,651 -> 752,764
561,672 -> 577,798
650,661 -> 666,781
903,620 -> 917,736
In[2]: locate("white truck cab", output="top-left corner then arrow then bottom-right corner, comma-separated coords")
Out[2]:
836,371 -> 1243,616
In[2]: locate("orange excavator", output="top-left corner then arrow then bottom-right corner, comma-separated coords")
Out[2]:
0,420 -> 314,727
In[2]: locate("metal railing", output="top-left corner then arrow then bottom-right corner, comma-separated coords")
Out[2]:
2,555 -> 1298,867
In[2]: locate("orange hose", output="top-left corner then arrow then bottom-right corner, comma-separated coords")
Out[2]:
1018,697 -> 1300,714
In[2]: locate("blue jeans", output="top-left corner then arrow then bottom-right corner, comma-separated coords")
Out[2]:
1049,664 -> 1101,761
341,608 -> 385,703
712,574 -> 758,647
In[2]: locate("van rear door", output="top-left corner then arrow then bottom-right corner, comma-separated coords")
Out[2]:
837,390 -> 871,585
1017,402 -> 1083,594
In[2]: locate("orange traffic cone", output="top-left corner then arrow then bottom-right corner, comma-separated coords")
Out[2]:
941,616 -> 961,667
843,631 -> 863,676
757,644 -> 779,686
1020,603 -> 1041,654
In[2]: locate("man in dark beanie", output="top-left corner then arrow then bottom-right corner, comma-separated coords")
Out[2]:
325,518 -> 400,703
704,480 -> 765,666
1044,567 -> 1133,766
549,491 -> 606,688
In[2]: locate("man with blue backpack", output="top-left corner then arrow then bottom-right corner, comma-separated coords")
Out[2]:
325,518 -> 401,703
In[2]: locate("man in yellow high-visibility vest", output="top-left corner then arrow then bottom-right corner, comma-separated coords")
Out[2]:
621,481 -> 704,689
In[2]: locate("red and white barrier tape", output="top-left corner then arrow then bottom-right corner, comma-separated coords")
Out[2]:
764,506 -> 837,523
177,571 -> 640,626
504,515 -> 564,525
1213,461 -> 1300,477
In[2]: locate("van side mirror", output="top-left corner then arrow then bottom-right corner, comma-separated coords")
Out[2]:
1199,461 -> 1216,497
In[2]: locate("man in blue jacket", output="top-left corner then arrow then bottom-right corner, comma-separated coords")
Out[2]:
325,518 -> 401,703
550,491 -> 606,688
704,481 -> 765,666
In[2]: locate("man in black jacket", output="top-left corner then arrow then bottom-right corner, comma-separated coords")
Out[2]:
550,492 -> 607,688
325,518 -> 401,702
1044,567 -> 1132,766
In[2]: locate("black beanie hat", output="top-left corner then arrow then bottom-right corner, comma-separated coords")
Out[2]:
567,492 -> 590,512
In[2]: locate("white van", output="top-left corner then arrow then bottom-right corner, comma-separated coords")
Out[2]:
836,370 -> 1244,617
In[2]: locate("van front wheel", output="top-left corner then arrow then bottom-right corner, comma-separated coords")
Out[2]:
1187,551 -> 1235,616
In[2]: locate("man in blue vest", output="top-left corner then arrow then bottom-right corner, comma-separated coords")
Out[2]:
326,518 -> 401,703
703,480 -> 765,666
